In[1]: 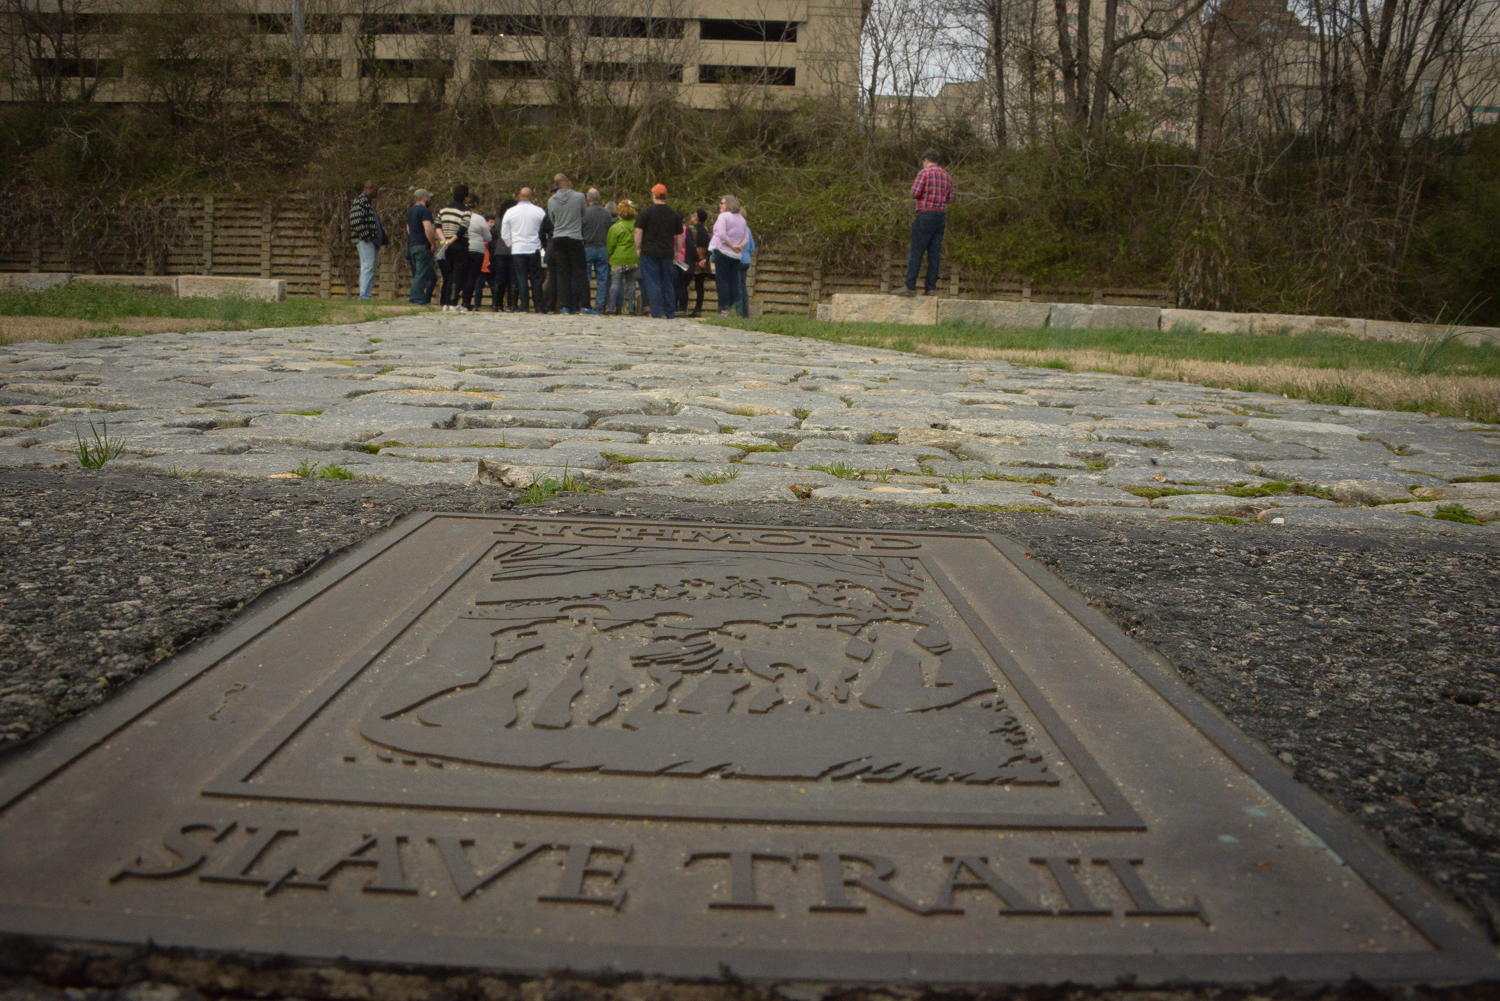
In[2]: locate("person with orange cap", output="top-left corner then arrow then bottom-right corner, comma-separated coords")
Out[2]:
633,183 -> 684,319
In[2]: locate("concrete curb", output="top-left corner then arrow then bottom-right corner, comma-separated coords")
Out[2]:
829,294 -> 1500,346
0,272 -> 286,302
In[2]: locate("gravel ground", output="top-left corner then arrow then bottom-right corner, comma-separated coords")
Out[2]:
0,466 -> 1496,979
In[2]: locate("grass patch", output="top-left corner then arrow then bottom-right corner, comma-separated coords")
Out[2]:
1125,485 -> 1210,499
0,284 -> 421,345
1453,474 -> 1500,483
1432,502 -> 1482,524
289,458 -> 318,478
985,471 -> 1059,484
707,315 -> 1500,423
794,408 -> 812,420
601,452 -> 683,464
73,419 -> 127,468
737,443 -> 786,453
868,432 -> 899,444
518,469 -> 581,505
692,468 -> 741,485
1222,481 -> 1293,497
810,462 -> 861,479
317,464 -> 356,480
279,409 -> 324,416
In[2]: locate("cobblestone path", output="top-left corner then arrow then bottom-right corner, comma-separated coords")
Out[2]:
2,312 -> 1497,531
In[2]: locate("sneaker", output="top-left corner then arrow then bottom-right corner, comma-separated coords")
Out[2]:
454,305 -> 469,313
558,307 -> 571,315
580,308 -> 597,315
889,288 -> 916,297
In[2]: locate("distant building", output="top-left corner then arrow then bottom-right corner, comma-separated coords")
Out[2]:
1,1 -> 864,109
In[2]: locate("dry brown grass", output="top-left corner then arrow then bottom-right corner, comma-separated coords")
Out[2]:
867,342 -> 1500,423
0,304 -> 423,346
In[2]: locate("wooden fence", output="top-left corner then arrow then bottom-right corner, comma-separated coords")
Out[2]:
4,194 -> 1177,310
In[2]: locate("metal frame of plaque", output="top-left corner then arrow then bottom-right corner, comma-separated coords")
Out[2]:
0,514 -> 1495,986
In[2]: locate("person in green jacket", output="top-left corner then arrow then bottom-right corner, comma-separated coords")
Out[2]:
606,199 -> 641,315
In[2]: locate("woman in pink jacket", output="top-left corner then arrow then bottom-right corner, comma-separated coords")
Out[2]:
708,195 -> 749,317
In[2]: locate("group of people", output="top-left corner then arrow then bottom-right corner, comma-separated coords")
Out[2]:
348,151 -> 956,316
349,175 -> 757,319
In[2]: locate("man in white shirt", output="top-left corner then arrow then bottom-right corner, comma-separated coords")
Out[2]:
501,188 -> 547,312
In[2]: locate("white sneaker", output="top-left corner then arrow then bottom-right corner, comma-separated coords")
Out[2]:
442,305 -> 452,313
455,305 -> 469,313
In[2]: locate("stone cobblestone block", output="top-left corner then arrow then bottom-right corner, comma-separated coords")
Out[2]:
176,275 -> 286,302
936,299 -> 1051,329
829,293 -> 939,325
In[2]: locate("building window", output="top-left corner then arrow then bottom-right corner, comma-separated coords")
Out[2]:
699,19 -> 798,43
586,17 -> 685,38
360,15 -> 454,35
249,14 -> 342,34
697,64 -> 795,85
30,57 -> 123,79
1167,40 -> 1185,51
584,61 -> 684,81
258,58 -> 342,77
471,15 -> 549,36
483,60 -> 543,78
360,59 -> 453,78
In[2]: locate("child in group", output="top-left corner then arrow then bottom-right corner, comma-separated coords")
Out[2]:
606,200 -> 641,315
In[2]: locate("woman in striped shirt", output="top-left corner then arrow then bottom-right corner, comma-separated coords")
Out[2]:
437,185 -> 472,312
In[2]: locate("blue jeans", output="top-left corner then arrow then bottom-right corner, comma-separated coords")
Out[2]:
906,210 -> 945,292
712,250 -> 743,316
738,261 -> 751,317
407,246 -> 435,303
357,240 -> 378,299
607,264 -> 639,314
586,245 -> 610,311
638,255 -> 677,318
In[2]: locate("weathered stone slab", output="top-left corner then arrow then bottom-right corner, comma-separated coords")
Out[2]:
176,275 -> 287,302
1246,313 -> 1365,337
1048,304 -> 1161,330
2,515 -> 1491,984
72,275 -> 179,295
457,410 -> 593,430
936,300 -> 1052,329
1160,308 -> 1251,334
829,293 -> 939,325
1364,320 -> 1500,347
595,412 -> 724,436
0,273 -> 73,292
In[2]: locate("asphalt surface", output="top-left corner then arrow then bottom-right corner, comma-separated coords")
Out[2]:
0,467 -> 1496,979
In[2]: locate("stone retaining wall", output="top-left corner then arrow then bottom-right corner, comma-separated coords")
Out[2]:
825,294 -> 1500,346
0,273 -> 285,302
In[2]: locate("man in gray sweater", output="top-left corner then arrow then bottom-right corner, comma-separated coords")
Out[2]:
582,188 -> 613,315
546,174 -> 588,314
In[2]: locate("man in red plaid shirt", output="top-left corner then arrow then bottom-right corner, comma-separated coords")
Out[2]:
893,150 -> 953,297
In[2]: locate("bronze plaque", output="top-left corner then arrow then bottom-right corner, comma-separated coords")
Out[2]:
0,515 -> 1494,984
